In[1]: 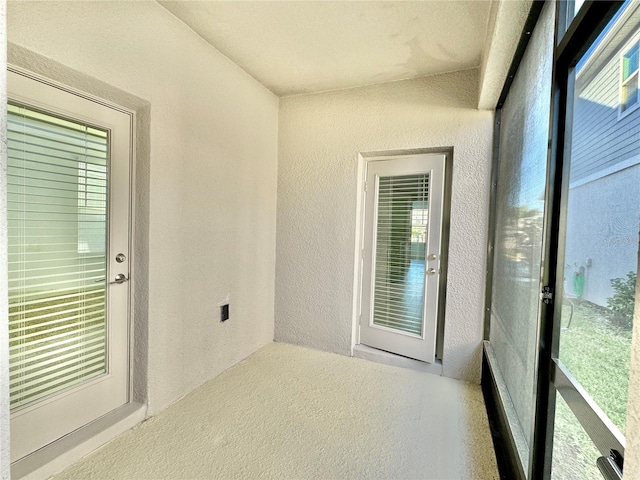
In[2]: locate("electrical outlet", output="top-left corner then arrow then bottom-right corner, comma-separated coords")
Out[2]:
220,304 -> 229,322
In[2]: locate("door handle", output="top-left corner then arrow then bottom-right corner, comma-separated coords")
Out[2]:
427,268 -> 437,275
110,274 -> 129,285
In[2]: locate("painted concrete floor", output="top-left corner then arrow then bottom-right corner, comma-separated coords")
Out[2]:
53,343 -> 499,480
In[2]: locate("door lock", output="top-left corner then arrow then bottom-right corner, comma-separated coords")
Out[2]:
115,253 -> 126,263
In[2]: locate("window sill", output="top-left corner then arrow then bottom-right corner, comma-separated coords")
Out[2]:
617,100 -> 640,121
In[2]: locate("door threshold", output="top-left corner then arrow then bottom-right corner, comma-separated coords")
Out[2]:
352,344 -> 443,375
11,402 -> 146,480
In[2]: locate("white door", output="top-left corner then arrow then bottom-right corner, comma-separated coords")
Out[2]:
8,70 -> 132,461
360,154 -> 445,363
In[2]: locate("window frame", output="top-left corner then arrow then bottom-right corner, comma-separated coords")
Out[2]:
482,2 -> 631,480
619,34 -> 640,118
531,2 -> 630,479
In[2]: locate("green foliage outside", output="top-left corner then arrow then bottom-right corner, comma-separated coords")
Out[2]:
607,271 -> 637,329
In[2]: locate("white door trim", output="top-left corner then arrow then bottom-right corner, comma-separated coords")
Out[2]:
8,69 -> 134,462
352,149 -> 450,363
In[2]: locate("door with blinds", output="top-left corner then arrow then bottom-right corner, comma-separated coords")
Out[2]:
8,70 -> 132,461
360,154 -> 445,363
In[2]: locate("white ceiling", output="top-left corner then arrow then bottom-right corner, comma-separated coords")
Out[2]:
158,1 -> 493,97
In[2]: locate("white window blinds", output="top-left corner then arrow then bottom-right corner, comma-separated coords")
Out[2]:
8,103 -> 109,410
373,174 -> 429,335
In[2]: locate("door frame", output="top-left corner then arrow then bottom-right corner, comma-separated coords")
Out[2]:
7,65 -> 138,464
352,148 -> 453,362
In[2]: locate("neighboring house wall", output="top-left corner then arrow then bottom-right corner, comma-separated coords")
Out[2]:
565,164 -> 640,305
566,29 -> 640,306
7,1 -> 279,417
572,57 -> 640,183
275,69 -> 493,383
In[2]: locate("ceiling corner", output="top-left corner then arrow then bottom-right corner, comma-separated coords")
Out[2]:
477,0 -> 534,111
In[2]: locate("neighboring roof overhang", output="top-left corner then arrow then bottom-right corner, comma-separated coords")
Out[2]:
576,2 -> 640,91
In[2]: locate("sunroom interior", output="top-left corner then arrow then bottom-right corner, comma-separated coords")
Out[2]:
1,1 -> 640,480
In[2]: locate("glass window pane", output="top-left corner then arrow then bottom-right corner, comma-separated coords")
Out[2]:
622,74 -> 638,112
557,3 -> 640,436
373,174 -> 429,335
623,43 -> 639,80
551,394 -> 603,480
558,0 -> 586,42
488,1 -> 555,471
8,103 -> 109,411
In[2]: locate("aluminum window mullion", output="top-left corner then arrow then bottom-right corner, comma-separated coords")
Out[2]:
530,2 -> 630,479
552,360 -> 626,457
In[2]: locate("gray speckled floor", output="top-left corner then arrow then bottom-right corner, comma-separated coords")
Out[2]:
53,343 -> 499,480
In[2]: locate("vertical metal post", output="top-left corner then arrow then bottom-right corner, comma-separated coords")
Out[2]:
483,109 -> 502,341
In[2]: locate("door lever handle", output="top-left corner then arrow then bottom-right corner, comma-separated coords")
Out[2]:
110,274 -> 129,285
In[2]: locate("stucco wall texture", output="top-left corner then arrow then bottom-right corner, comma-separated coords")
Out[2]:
275,69 -> 494,383
7,1 -> 279,417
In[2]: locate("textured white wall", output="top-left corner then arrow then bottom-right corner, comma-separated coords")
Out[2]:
8,1 -> 279,416
0,0 -> 9,477
478,0 -> 533,110
275,70 -> 493,383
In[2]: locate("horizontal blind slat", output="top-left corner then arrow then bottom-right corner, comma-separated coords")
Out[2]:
8,103 -> 110,411
9,323 -> 106,353
8,259 -> 105,271
10,351 -> 105,389
8,286 -> 105,304
8,267 -> 106,285
10,362 -> 106,409
10,309 -> 105,339
9,333 -> 105,370
10,307 -> 105,334
8,275 -> 106,292
9,291 -> 103,315
371,314 -> 422,327
373,172 -> 429,336
10,341 -> 104,378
